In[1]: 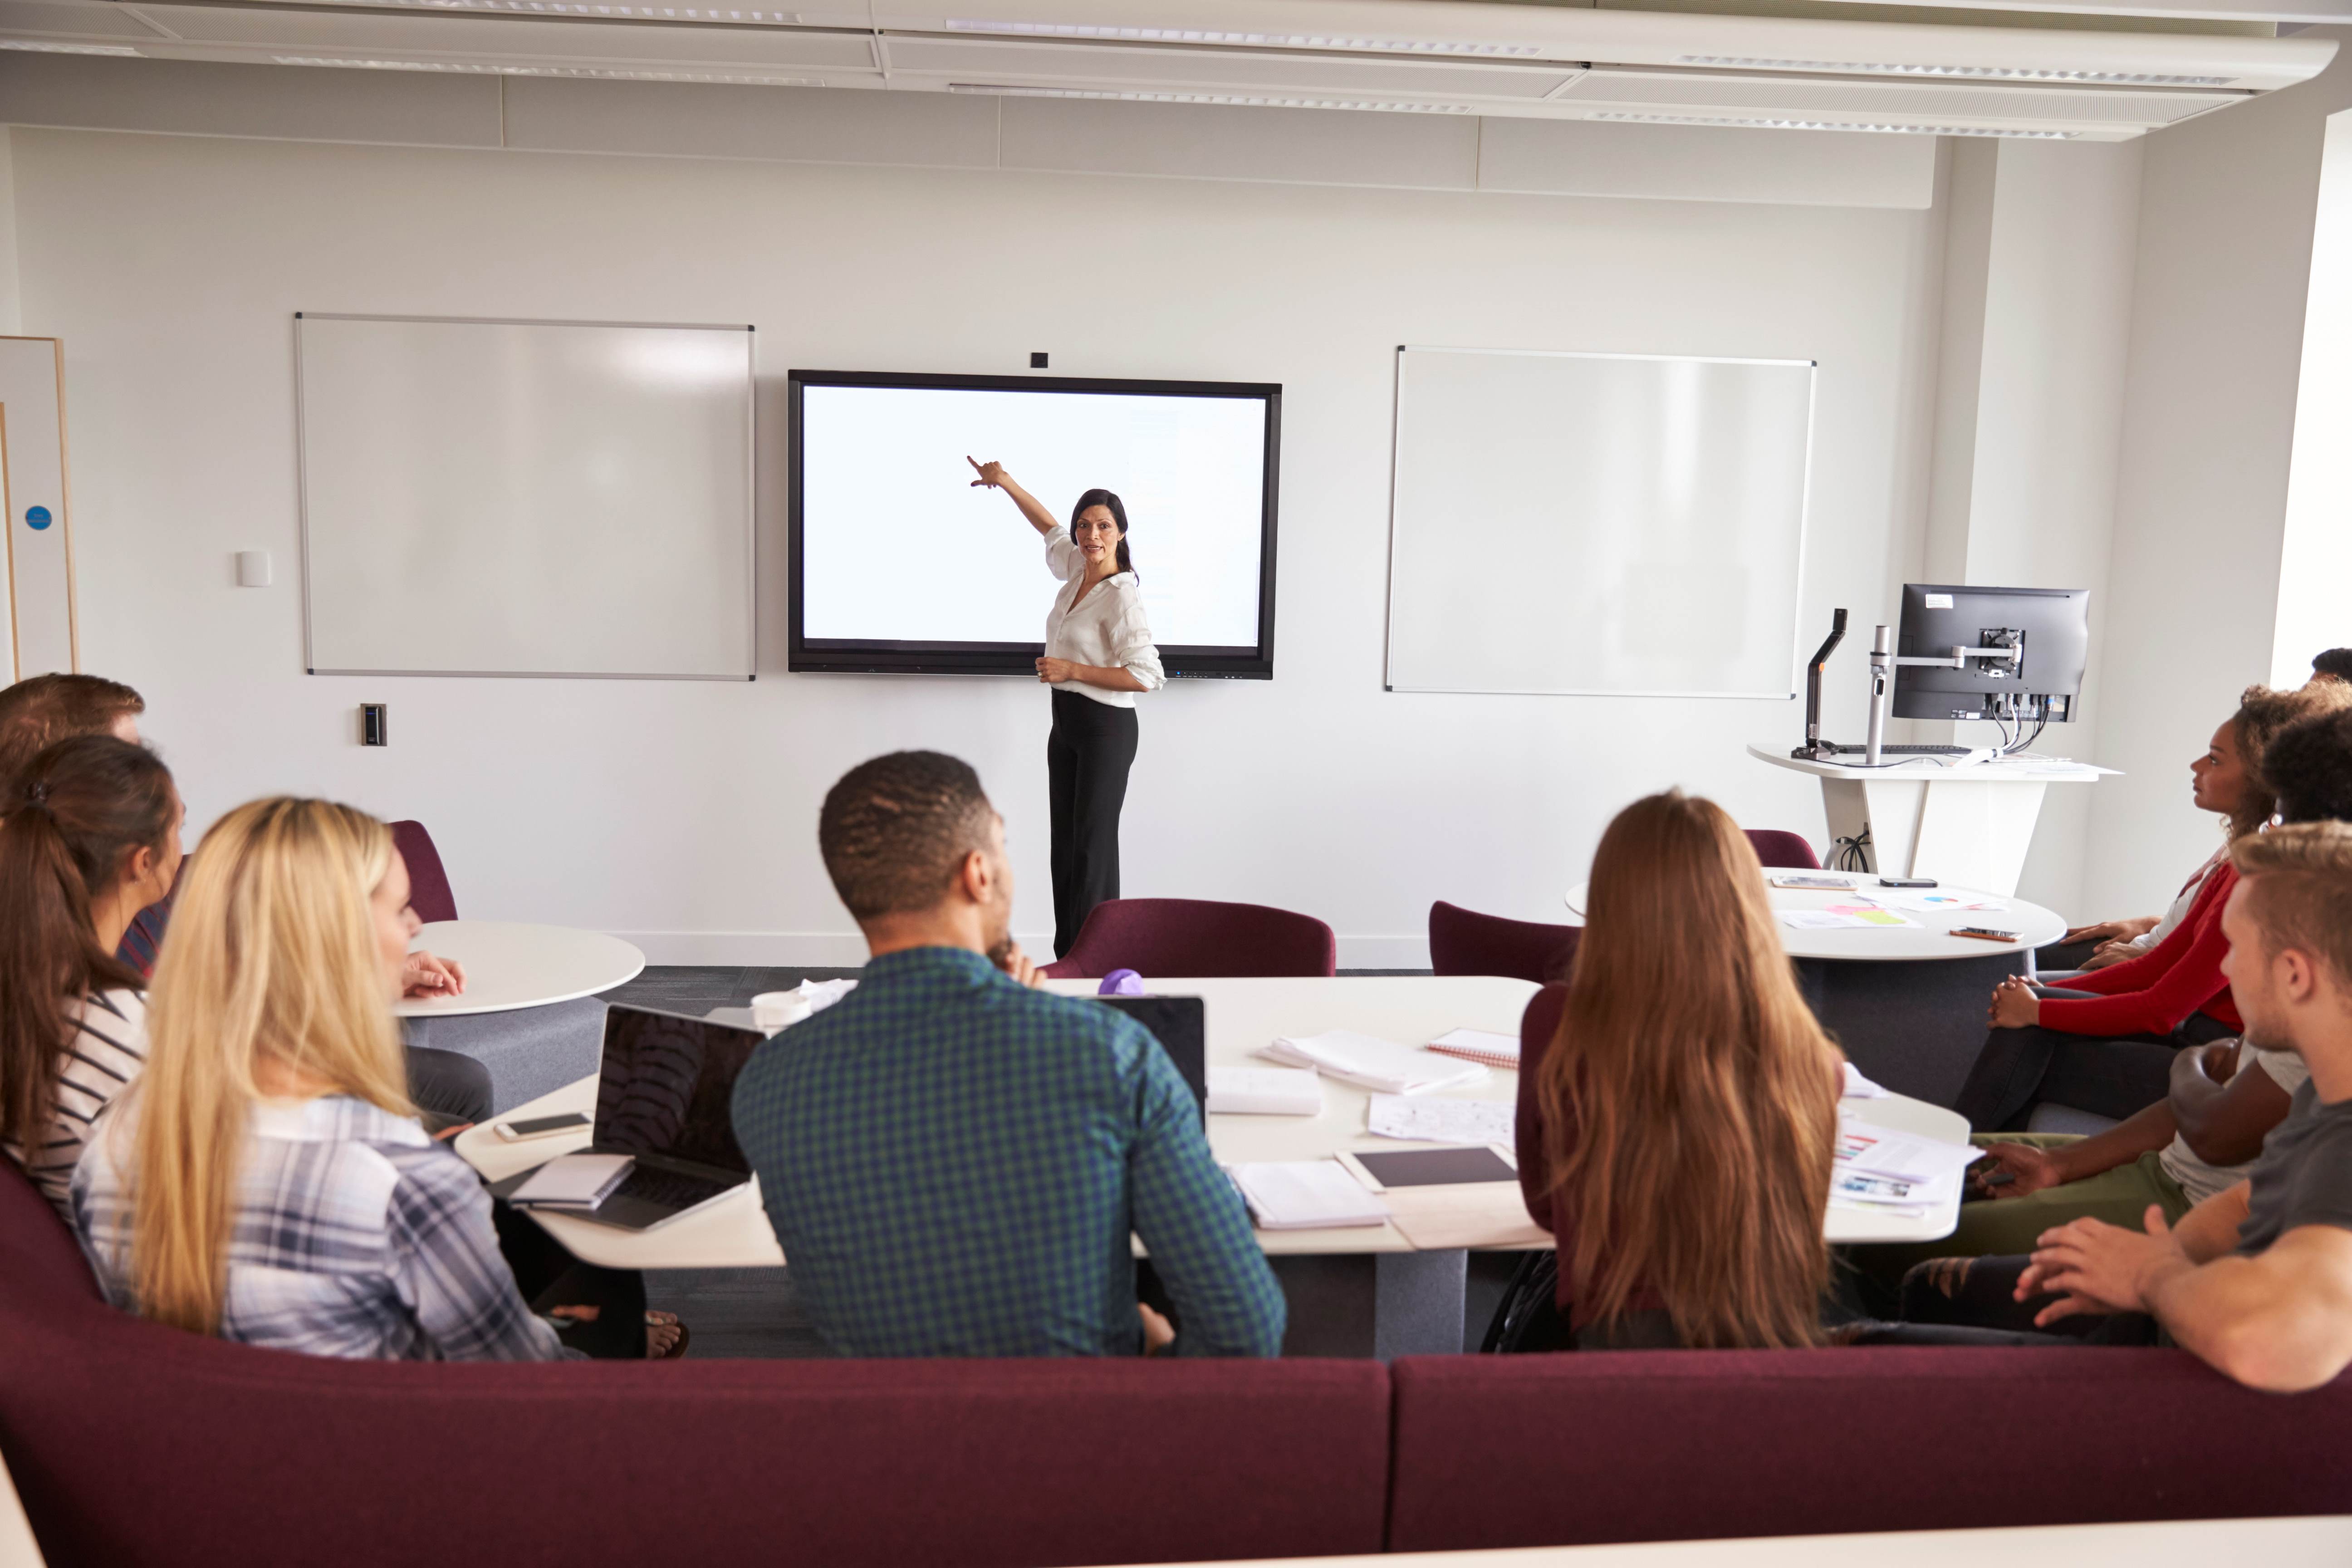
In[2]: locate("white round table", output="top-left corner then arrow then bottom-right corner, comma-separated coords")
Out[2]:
395,921 -> 646,1018
1564,869 -> 2066,961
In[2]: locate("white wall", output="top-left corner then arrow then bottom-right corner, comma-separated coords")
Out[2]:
12,122 -> 1952,963
2273,106 -> 2352,689
2088,28 -> 2352,920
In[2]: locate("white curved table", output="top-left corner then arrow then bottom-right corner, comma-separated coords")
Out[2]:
395,921 -> 645,1019
454,975 -> 1963,1271
1564,870 -> 2066,961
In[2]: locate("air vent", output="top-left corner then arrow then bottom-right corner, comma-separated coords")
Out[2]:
1674,54 -> 2231,87
271,54 -> 814,83
946,82 -> 1476,112
1588,110 -> 2075,138
0,39 -> 142,55
262,0 -> 808,20
946,19 -> 1557,59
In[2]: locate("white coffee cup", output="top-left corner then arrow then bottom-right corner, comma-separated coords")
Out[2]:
750,990 -> 813,1030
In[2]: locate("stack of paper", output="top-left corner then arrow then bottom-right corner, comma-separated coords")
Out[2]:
1841,1063 -> 1889,1099
1367,1095 -> 1515,1147
1227,1161 -> 1392,1230
1206,1066 -> 1324,1116
1262,1030 -> 1491,1096
1780,905 -> 1921,932
1831,1122 -> 1980,1219
509,1153 -> 634,1210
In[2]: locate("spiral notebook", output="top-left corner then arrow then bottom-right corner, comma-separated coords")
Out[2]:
1424,1028 -> 1521,1071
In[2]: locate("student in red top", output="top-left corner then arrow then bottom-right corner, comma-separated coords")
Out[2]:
1515,789 -> 1844,1349
1955,680 -> 2352,1132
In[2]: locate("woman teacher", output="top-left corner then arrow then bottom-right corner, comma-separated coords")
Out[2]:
968,457 -> 1165,959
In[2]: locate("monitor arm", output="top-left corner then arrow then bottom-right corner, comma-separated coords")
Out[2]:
1791,608 -> 1847,760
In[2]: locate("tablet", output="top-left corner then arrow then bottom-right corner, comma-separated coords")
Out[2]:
1338,1145 -> 1518,1190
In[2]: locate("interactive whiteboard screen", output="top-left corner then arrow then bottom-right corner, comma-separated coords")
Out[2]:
298,314 -> 755,680
789,371 -> 1280,678
1386,347 -> 1815,698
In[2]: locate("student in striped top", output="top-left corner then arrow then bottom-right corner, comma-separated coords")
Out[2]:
0,735 -> 182,1215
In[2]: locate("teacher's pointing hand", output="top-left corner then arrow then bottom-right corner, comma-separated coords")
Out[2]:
967,456 -> 1007,489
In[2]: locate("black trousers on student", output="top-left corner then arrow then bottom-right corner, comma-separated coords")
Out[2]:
1952,985 -> 2235,1132
1049,689 -> 1140,959
490,1199 -> 651,1359
406,1045 -> 495,1135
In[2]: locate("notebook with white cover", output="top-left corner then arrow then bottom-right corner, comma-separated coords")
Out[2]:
1205,1067 -> 1323,1116
1261,1030 -> 1490,1096
1227,1161 -> 1392,1230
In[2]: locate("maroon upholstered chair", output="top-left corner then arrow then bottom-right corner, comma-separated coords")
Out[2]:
1041,898 -> 1336,980
0,1159 -> 101,1305
1387,1348 -> 2352,1551
1741,828 -> 1821,870
1427,902 -> 1581,985
0,1251 -> 1392,1568
388,820 -> 459,925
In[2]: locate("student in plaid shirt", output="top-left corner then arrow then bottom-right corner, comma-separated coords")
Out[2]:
733,751 -> 1285,1359
73,796 -> 681,1360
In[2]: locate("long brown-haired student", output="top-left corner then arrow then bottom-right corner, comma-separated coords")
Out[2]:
0,736 -> 181,1215
1515,789 -> 1845,1350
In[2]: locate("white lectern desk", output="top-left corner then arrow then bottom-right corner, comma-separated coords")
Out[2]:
1749,745 -> 2115,897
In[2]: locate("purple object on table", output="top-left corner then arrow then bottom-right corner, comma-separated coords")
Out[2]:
1098,969 -> 1147,997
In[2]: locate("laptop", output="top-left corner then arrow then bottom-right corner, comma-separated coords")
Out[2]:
1094,995 -> 1206,1129
490,1003 -> 765,1231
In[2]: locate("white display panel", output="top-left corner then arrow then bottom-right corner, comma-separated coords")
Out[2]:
796,381 -> 1271,658
298,315 -> 755,680
1386,347 -> 1815,699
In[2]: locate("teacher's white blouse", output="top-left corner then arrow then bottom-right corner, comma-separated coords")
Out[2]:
1043,525 -> 1165,710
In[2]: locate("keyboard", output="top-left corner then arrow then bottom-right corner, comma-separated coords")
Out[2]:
615,1165 -> 738,1209
1823,743 -> 1971,757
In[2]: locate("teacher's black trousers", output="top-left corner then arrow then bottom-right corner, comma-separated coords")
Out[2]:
1049,689 -> 1139,959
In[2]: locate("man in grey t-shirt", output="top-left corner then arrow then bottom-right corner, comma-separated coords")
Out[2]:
2017,823 -> 2352,1392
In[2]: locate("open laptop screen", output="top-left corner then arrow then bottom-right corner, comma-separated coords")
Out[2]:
1095,995 -> 1206,1129
593,1004 -> 764,1175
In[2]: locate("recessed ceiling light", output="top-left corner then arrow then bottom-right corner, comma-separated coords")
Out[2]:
945,18 -> 1557,59
1674,54 -> 2231,87
1589,110 -> 2076,138
0,39 -> 143,55
271,54 -> 813,83
946,82 -> 1475,111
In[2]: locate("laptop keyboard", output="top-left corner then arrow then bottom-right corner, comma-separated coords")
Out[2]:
617,1165 -> 737,1209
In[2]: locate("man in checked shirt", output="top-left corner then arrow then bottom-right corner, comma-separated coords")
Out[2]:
732,750 -> 1285,1359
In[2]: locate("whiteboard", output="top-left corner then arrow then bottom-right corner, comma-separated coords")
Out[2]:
297,314 -> 755,680
1385,347 -> 1815,698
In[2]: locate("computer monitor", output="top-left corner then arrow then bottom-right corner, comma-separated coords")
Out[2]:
1892,583 -> 2089,724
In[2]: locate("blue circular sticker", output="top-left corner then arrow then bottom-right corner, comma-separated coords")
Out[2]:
24,506 -> 51,531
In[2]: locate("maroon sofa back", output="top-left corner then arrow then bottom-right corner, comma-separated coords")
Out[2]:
1387,1348 -> 2352,1551
0,1162 -> 1390,1568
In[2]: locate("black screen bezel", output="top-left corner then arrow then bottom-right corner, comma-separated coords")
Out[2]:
787,368 -> 1281,681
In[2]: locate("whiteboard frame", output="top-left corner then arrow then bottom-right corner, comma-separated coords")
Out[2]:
294,312 -> 759,682
1383,344 -> 1818,701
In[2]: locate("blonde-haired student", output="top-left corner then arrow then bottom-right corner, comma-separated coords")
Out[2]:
74,797 -> 678,1359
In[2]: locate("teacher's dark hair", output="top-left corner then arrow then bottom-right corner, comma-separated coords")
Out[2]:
818,751 -> 997,922
1072,489 -> 1137,581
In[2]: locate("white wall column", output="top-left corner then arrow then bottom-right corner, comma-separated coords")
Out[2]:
1916,136 -> 2145,919
2087,30 -> 2352,920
